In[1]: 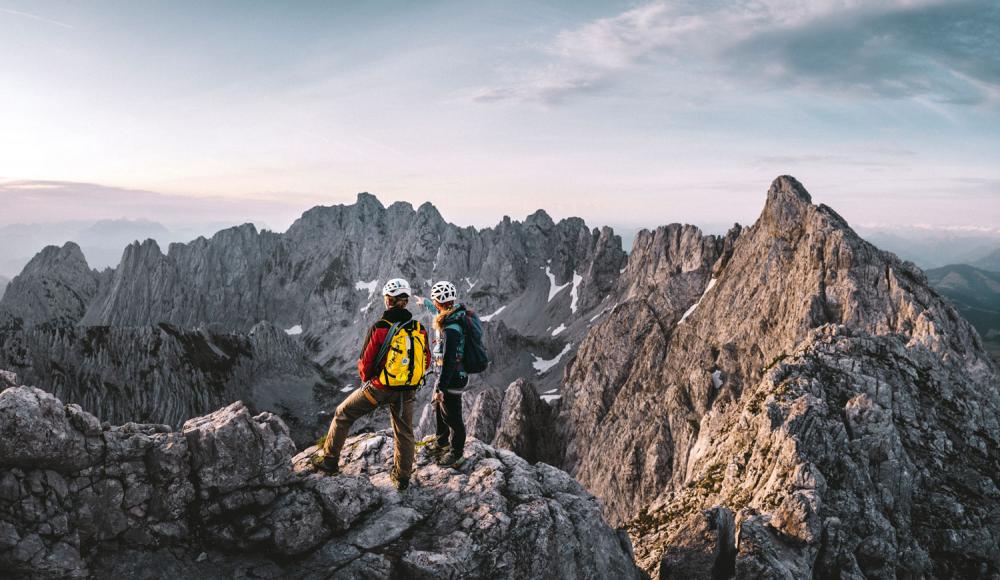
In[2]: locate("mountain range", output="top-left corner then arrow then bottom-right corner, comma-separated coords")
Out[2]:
972,247 -> 1000,272
0,218 -> 234,279
926,264 -> 1000,359
1,176 -> 998,578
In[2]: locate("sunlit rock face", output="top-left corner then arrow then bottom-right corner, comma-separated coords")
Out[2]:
555,176 -> 1000,577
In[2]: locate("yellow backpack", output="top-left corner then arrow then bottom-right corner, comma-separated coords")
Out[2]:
376,319 -> 428,389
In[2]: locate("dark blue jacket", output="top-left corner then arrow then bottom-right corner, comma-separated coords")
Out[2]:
435,305 -> 469,392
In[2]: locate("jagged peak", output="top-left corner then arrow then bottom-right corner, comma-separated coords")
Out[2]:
525,209 -> 555,229
35,241 -> 83,259
21,241 -> 90,274
210,222 -> 259,241
122,238 -> 164,261
355,191 -> 385,211
768,175 -> 812,203
758,175 -> 822,234
556,216 -> 587,231
416,201 -> 443,222
387,200 -> 414,214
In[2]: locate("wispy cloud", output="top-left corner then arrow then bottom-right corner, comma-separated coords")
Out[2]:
472,0 -> 1000,106
730,0 -> 1000,105
0,6 -> 74,29
0,180 -> 298,229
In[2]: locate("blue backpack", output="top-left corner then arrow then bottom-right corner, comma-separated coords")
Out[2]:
448,309 -> 489,374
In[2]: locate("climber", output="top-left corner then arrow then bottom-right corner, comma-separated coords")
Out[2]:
312,278 -> 429,491
421,280 -> 472,469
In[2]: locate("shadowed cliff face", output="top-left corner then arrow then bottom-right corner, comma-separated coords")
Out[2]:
0,382 -> 642,580
555,176 -> 1000,577
0,322 -> 330,445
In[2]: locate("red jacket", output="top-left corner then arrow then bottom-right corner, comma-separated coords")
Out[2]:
358,307 -> 430,389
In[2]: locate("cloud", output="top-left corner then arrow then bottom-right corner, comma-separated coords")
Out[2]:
472,0 -> 1000,106
0,7 -> 74,29
730,0 -> 1000,104
470,72 -> 608,105
0,180 -> 298,229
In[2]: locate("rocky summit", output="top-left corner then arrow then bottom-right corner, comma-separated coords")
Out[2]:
554,176 -> 1000,577
0,380 -> 641,579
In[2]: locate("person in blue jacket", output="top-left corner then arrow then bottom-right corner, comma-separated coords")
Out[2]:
421,280 -> 469,468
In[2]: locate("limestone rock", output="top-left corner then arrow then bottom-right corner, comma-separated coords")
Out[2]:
0,383 -> 643,579
0,242 -> 101,327
181,401 -> 296,493
0,322 -> 330,445
492,378 -> 560,464
557,176 -> 1000,577
0,386 -> 93,471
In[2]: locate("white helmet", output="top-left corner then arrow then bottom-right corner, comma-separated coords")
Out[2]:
430,280 -> 458,303
382,278 -> 411,297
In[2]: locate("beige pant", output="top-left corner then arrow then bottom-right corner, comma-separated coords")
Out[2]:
322,384 -> 416,478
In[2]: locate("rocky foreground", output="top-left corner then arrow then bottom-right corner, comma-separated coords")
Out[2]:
0,373 -> 641,579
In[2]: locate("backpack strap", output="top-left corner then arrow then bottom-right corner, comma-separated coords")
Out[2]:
444,322 -> 466,371
374,320 -> 403,370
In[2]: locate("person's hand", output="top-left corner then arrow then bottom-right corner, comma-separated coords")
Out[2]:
432,391 -> 444,404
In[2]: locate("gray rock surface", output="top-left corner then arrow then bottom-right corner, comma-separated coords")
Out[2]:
556,176 -> 1000,577
65,195 -> 626,388
491,378 -> 560,465
0,381 -> 643,579
0,321 -> 331,445
0,194 -> 629,442
0,242 -> 104,327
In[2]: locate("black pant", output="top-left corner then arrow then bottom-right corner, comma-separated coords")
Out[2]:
435,392 -> 465,454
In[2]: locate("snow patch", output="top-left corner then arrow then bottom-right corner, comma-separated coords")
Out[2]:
480,305 -> 507,322
464,277 -> 478,291
340,386 -> 354,393
589,303 -> 618,323
532,343 -> 573,375
569,271 -> 583,313
544,266 -> 570,302
543,388 -> 559,394
712,370 -> 723,389
355,279 -> 379,298
551,324 -> 567,336
284,325 -> 303,336
356,279 -> 380,313
540,394 -> 562,404
678,277 -> 718,324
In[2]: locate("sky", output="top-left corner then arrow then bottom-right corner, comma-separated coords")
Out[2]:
0,0 -> 998,232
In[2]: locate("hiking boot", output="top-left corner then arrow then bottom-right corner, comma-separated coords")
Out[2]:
437,449 -> 466,469
390,470 -> 410,491
426,441 -> 450,459
310,452 -> 340,475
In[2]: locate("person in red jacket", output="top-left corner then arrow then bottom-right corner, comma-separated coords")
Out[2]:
314,278 -> 429,490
